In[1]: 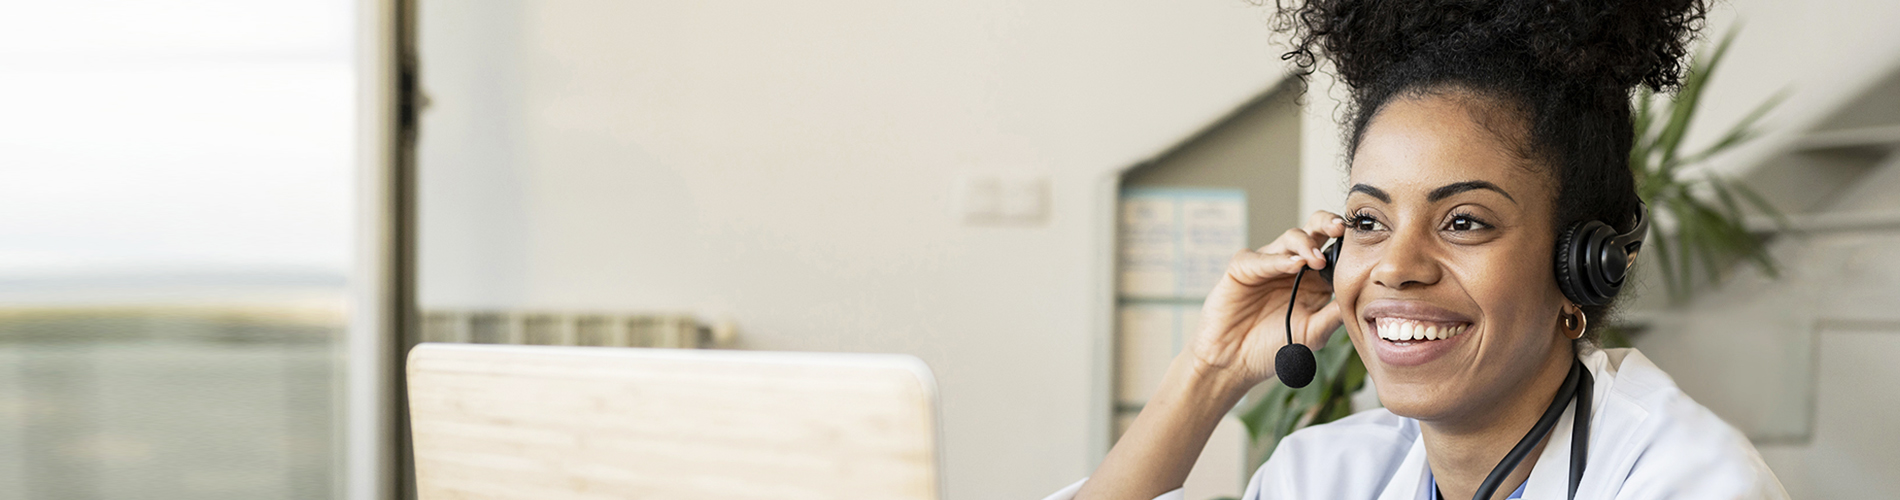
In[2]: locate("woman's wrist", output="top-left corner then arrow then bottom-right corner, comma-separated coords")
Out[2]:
1074,353 -> 1255,500
1162,351 -> 1257,417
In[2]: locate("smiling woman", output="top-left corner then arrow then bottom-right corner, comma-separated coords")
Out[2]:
1051,1 -> 1790,499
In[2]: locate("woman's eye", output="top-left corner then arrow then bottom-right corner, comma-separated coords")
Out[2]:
1349,215 -> 1385,232
1445,215 -> 1489,232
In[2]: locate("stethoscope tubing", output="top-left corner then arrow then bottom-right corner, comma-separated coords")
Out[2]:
1468,357 -> 1592,500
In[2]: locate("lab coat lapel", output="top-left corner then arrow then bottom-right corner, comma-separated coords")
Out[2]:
1375,433 -> 1433,500
1526,349 -> 1642,499
1522,398 -> 1576,499
1526,349 -> 1647,499
1576,349 -> 1649,499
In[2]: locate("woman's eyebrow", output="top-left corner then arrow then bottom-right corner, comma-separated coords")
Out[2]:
1348,184 -> 1391,203
1428,180 -> 1516,204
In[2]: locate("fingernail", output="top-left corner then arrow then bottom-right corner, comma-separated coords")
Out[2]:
1288,255 -> 1303,261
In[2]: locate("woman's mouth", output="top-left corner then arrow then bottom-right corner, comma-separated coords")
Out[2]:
1360,300 -> 1475,367
1372,318 -> 1469,342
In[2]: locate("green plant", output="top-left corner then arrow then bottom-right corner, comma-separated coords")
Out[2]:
1632,30 -> 1788,302
1236,327 -> 1363,468
1235,29 -> 1785,471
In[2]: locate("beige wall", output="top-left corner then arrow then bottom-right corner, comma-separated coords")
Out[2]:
414,1 -> 1288,498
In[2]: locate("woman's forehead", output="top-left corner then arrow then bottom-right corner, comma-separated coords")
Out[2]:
1348,95 -> 1549,202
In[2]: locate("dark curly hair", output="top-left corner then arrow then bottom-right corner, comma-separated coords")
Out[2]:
1269,0 -> 1708,342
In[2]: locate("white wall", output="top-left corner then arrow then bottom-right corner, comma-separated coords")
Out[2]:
1683,0 -> 1900,176
415,1 -> 1287,498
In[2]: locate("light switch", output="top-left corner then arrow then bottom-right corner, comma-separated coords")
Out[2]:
960,174 -> 1049,226
999,175 -> 1049,221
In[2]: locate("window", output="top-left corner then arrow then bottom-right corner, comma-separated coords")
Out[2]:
0,2 -> 356,498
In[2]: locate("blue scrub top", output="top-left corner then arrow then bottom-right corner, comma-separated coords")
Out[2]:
1429,474 -> 1527,500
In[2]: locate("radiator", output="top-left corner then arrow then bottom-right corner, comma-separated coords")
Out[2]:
419,310 -> 736,349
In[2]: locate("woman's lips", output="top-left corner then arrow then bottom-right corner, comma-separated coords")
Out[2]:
1361,300 -> 1474,367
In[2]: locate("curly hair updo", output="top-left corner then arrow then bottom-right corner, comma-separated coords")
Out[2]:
1270,0 -> 1709,337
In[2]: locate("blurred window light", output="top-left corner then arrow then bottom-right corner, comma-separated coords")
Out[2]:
0,1 -> 355,499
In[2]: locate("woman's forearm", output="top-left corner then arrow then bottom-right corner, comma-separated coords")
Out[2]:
1073,352 -> 1255,500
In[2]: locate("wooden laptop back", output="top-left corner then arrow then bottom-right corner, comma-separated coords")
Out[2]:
406,343 -> 939,500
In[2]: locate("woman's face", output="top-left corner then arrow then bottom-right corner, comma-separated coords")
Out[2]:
1331,91 -> 1571,423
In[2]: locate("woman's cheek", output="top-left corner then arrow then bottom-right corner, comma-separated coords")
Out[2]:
1333,260 -> 1371,306
1332,263 -> 1370,338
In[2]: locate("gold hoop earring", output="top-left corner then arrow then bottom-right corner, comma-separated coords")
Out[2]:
1563,309 -> 1589,340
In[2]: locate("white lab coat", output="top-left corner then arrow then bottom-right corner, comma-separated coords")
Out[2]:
1046,348 -> 1789,500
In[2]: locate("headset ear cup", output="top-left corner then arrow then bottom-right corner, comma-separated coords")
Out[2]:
1555,221 -> 1598,306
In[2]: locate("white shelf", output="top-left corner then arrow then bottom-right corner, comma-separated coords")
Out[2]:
1744,210 -> 1900,233
1792,124 -> 1900,152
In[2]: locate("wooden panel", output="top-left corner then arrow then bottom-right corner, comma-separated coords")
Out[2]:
406,344 -> 939,500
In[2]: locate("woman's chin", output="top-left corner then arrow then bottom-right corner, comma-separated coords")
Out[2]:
1372,384 -> 1463,421
1367,370 -> 1469,421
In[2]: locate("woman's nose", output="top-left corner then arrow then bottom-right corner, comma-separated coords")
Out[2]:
1369,229 -> 1443,290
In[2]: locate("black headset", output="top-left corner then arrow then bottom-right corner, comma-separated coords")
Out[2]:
1555,204 -> 1649,307
1270,204 -> 1644,500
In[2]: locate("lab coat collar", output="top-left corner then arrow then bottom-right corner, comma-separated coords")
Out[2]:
1373,429 -> 1430,500
1376,349 -> 1627,500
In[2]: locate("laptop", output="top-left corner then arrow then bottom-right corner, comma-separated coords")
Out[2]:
406,343 -> 941,499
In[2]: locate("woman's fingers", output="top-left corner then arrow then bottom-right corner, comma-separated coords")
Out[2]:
1261,212 -> 1345,257
1304,210 -> 1344,234
1301,301 -> 1345,347
1265,229 -> 1323,271
1296,211 -> 1346,269
1225,247 -> 1311,286
1239,211 -> 1348,283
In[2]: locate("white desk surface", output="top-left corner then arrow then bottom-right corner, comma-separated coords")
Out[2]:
407,343 -> 940,500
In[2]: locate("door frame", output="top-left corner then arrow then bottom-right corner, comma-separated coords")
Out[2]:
346,0 -> 419,498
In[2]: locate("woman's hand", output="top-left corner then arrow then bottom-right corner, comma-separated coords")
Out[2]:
1188,210 -> 1347,393
1072,212 -> 1349,500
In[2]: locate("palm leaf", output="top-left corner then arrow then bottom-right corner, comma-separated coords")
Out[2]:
1652,229 -> 1683,299
1731,179 -> 1790,230
1677,90 -> 1787,166
1656,29 -> 1738,172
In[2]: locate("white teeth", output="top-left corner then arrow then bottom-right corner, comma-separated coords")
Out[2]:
1375,319 -> 1467,342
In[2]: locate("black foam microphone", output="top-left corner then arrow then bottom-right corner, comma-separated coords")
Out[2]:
1274,340 -> 1317,388
1275,239 -> 1338,389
